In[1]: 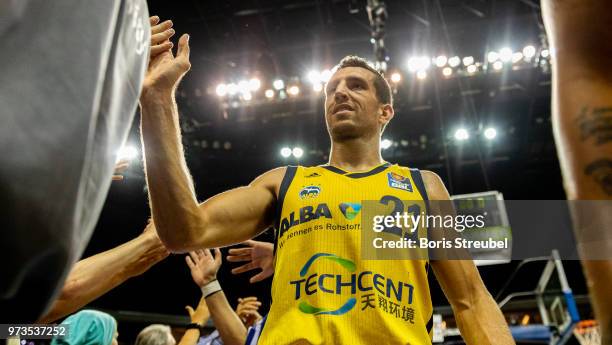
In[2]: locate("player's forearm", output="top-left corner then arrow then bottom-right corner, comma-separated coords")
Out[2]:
177,329 -> 201,345
453,291 -> 514,345
38,234 -> 165,323
205,292 -> 247,345
140,90 -> 205,251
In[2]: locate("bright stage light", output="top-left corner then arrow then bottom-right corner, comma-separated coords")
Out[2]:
215,84 -> 227,97
265,89 -> 275,99
321,69 -> 333,82
292,147 -> 304,158
448,56 -> 461,67
313,83 -> 323,92
287,86 -> 300,96
227,83 -> 238,95
307,70 -> 321,84
273,79 -> 285,90
499,47 -> 513,62
238,80 -> 250,93
492,61 -> 503,70
442,67 -> 453,77
390,72 -> 401,83
416,70 -> 427,80
248,78 -> 261,91
435,55 -> 448,68
280,147 -> 292,158
381,139 -> 392,149
522,45 -> 536,59
462,56 -> 474,67
512,52 -> 524,64
116,145 -> 138,161
454,128 -> 469,141
487,51 -> 500,63
484,127 -> 497,140
541,49 -> 550,58
407,56 -> 430,72
467,64 -> 478,74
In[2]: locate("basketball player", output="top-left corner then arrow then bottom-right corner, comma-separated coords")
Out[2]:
139,21 -> 513,344
542,0 -> 612,342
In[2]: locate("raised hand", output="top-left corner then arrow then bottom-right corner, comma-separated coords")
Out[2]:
185,249 -> 222,287
235,296 -> 262,328
185,296 -> 210,326
112,159 -> 129,181
142,16 -> 190,95
227,240 -> 274,283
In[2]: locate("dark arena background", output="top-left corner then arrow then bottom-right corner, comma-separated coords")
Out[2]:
68,0 -> 594,344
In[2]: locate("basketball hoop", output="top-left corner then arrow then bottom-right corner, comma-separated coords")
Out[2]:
573,320 -> 601,345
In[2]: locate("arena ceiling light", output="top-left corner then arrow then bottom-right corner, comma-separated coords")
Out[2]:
462,56 -> 474,67
487,51 -> 500,63
541,49 -> 550,58
454,128 -> 469,141
238,80 -> 250,94
307,70 -> 321,84
512,52 -> 524,64
215,84 -> 227,97
381,138 -> 392,149
227,83 -> 238,96
264,89 -> 275,99
273,79 -> 285,90
287,85 -> 300,96
448,56 -> 461,67
522,45 -> 536,59
416,70 -> 427,80
435,55 -> 448,68
484,127 -> 497,140
492,61 -> 503,71
313,83 -> 323,92
390,72 -> 401,83
248,78 -> 261,91
499,47 -> 513,62
466,65 -> 478,74
442,67 -> 453,77
242,92 -> 252,101
292,147 -> 304,158
280,147 -> 292,158
321,69 -> 333,82
407,56 -> 430,72
116,145 -> 138,162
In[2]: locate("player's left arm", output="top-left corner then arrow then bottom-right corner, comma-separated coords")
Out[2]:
421,171 -> 514,345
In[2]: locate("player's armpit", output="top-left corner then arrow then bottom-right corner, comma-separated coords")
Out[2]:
181,167 -> 286,252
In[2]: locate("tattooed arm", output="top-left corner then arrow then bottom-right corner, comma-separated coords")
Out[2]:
542,1 -> 612,342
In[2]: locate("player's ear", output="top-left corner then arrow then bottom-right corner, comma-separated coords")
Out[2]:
379,104 -> 394,127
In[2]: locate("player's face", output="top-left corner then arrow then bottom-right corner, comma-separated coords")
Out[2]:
324,67 -> 384,142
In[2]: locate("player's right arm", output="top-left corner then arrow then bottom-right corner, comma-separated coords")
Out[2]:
139,18 -> 283,252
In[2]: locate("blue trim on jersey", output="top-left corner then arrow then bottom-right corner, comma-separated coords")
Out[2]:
274,166 -> 297,255
321,162 -> 391,178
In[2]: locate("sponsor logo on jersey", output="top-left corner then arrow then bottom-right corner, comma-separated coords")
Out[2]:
299,185 -> 321,199
387,172 -> 413,192
289,253 -> 415,316
305,172 -> 321,178
339,202 -> 362,220
279,203 -> 332,238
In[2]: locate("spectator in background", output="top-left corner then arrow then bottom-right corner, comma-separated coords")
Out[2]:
51,309 -> 118,345
39,221 -> 169,323
135,324 -> 176,345
226,240 -> 274,284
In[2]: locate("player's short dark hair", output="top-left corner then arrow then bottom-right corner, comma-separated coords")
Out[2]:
332,55 -> 393,105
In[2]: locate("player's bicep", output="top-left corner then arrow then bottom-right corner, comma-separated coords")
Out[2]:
193,168 -> 285,249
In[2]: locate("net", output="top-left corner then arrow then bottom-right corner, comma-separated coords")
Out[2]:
573,320 -> 601,345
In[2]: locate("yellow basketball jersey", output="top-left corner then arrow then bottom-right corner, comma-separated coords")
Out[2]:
258,163 -> 433,345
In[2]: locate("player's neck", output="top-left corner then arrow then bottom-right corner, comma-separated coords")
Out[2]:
328,136 -> 385,172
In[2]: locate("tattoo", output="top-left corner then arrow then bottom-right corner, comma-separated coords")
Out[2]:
584,159 -> 612,195
575,107 -> 612,145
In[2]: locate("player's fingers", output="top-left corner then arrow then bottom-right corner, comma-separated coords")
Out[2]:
177,34 -> 190,62
226,254 -> 250,262
189,251 -> 200,264
250,271 -> 271,283
112,175 -> 124,181
228,247 -> 252,256
231,262 -> 256,274
149,16 -> 160,26
185,306 -> 194,317
243,240 -> 259,247
239,297 -> 259,303
185,255 -> 196,268
151,20 -> 173,35
151,28 -> 175,45
213,248 -> 222,263
150,41 -> 173,57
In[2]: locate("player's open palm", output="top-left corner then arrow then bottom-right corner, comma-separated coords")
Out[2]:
143,16 -> 191,93
185,248 -> 221,287
227,240 -> 274,283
